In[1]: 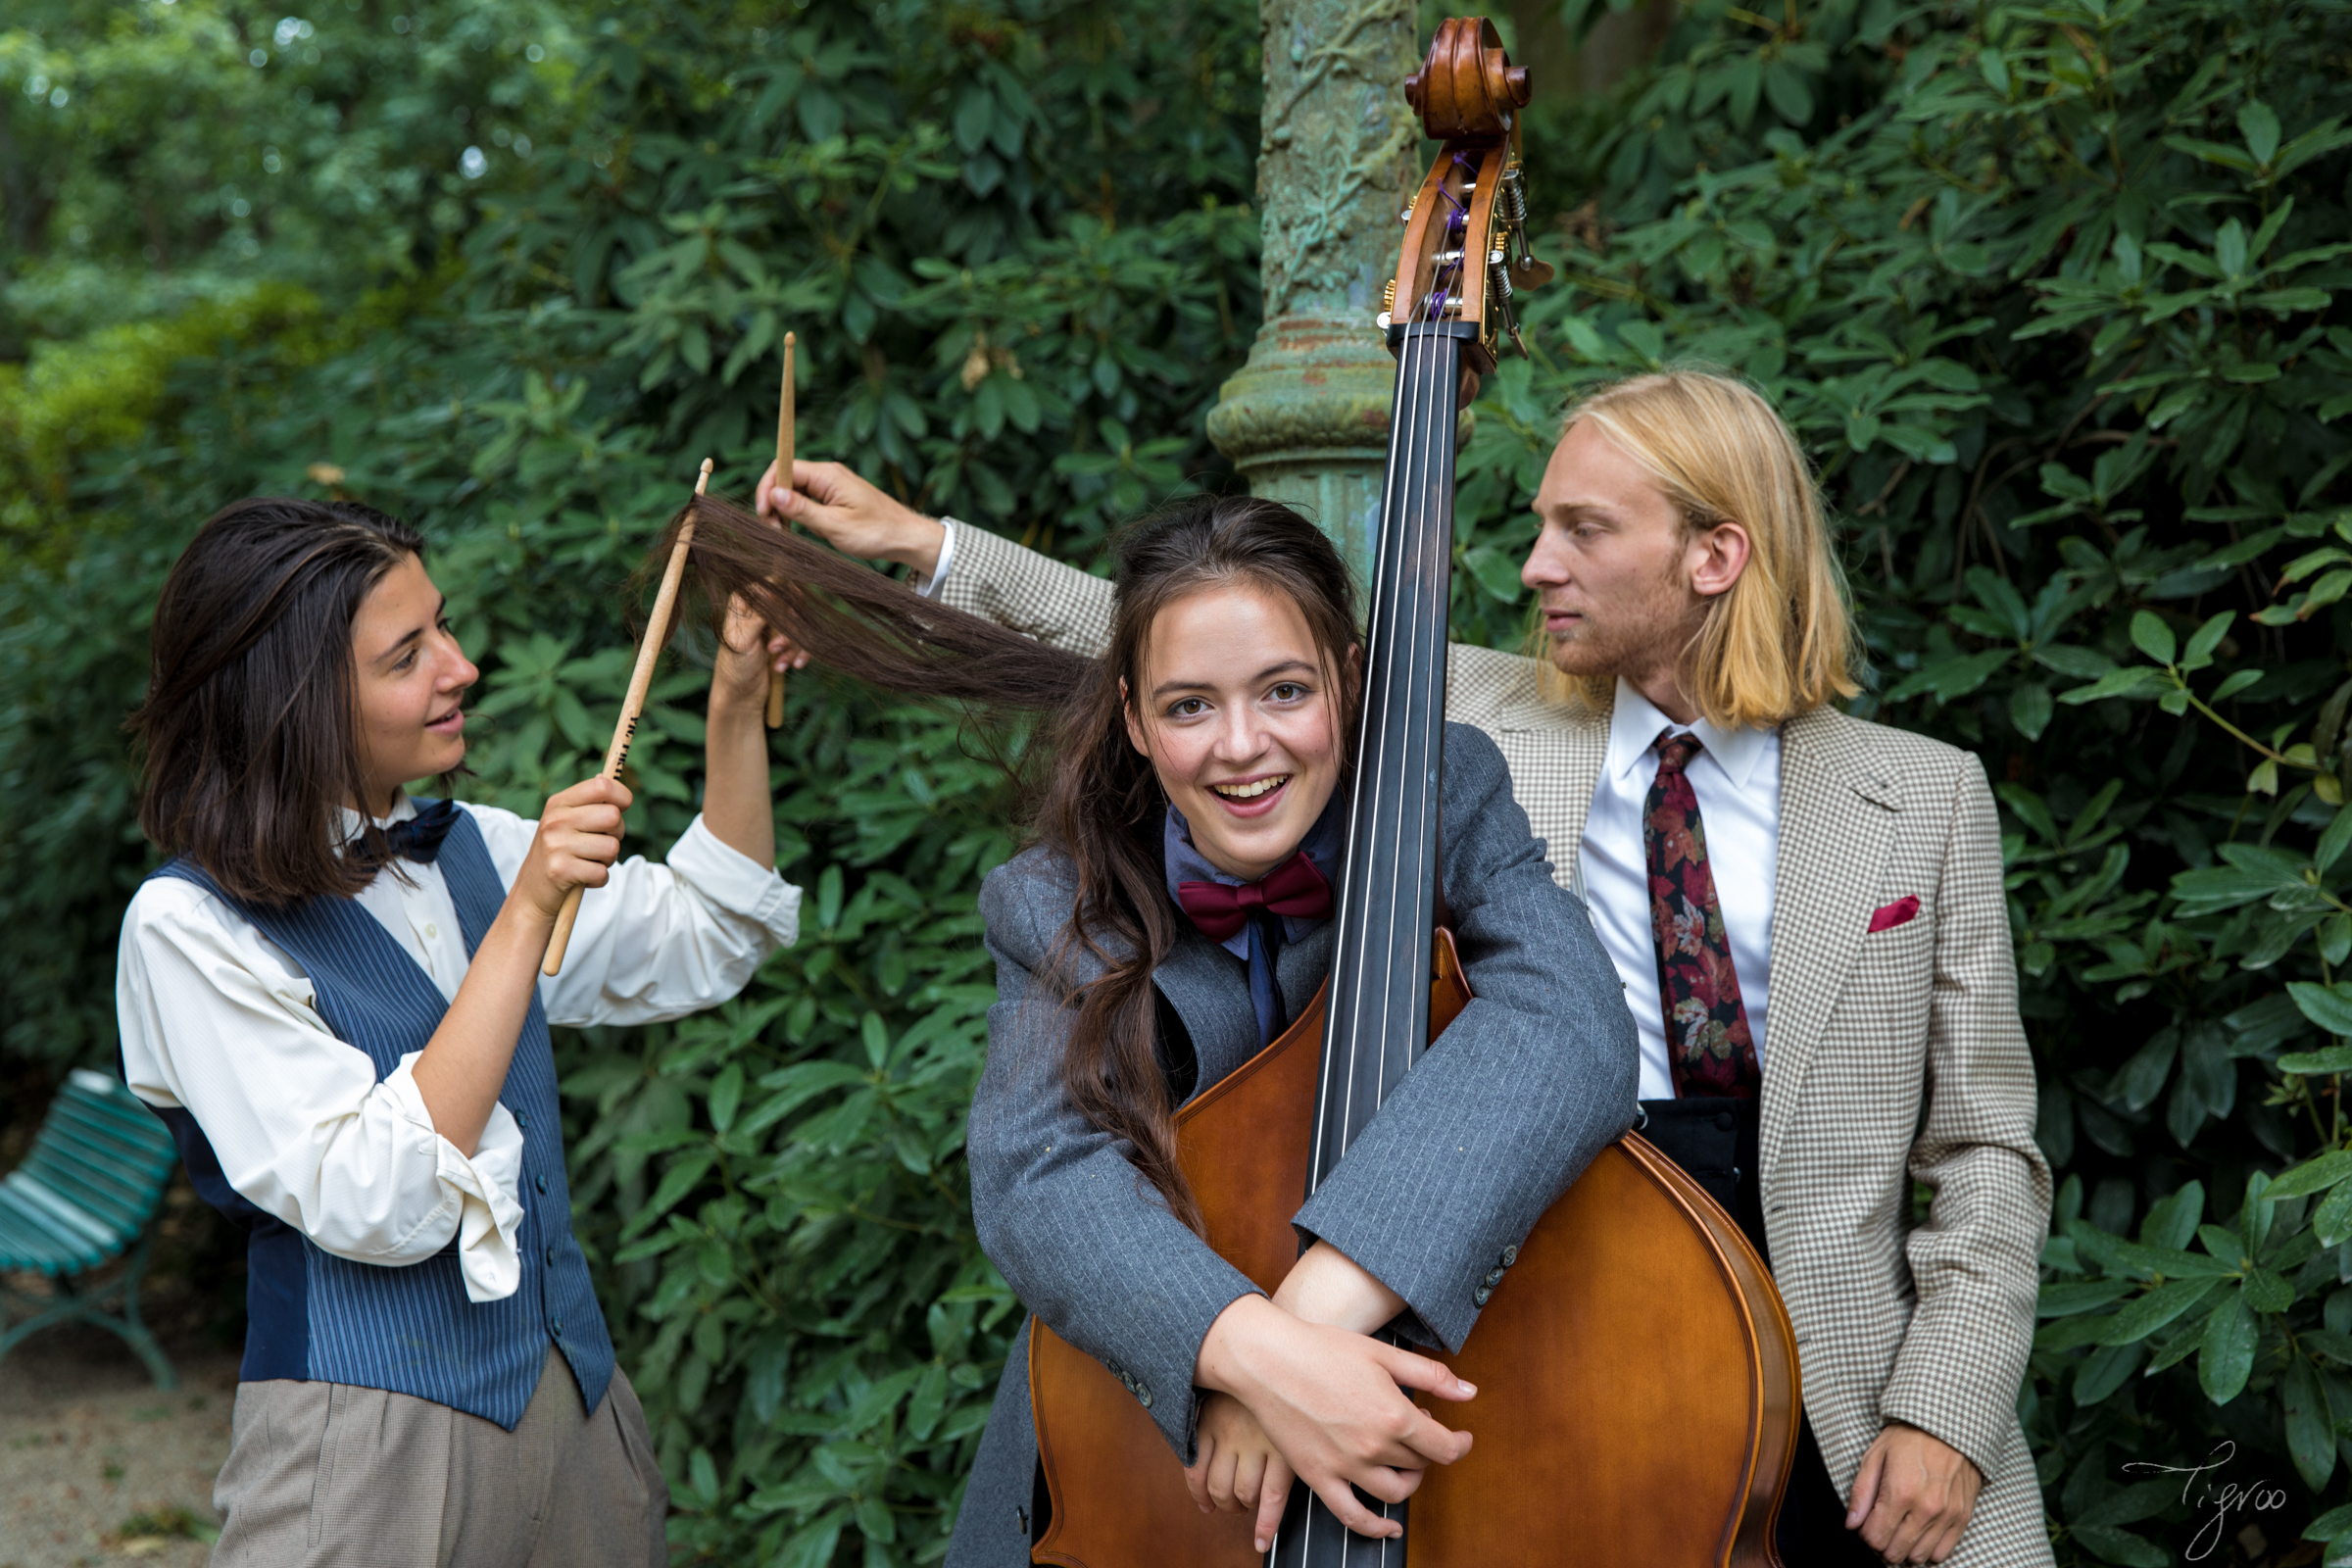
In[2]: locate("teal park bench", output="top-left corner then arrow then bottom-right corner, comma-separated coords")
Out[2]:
0,1068 -> 181,1388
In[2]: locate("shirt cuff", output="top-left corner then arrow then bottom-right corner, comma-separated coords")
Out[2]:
384,1054 -> 526,1303
666,814 -> 803,948
908,516 -> 959,600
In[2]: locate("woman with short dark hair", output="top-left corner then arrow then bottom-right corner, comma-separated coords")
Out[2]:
118,495 -> 801,1567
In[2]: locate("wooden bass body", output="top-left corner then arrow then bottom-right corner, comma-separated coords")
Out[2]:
1029,932 -> 1799,1567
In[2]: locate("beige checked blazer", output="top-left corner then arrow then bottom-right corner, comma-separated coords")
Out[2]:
940,522 -> 2056,1567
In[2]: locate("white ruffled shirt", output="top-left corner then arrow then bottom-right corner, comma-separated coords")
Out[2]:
117,799 -> 801,1302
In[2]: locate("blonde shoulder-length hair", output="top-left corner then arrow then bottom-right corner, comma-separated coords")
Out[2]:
1536,367 -> 1860,729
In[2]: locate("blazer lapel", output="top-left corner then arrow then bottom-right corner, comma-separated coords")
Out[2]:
1154,926 -> 1262,1093
1556,708 -> 1607,884
1758,706 -> 1901,1187
1278,919 -> 1337,1023
1480,691 -> 1608,897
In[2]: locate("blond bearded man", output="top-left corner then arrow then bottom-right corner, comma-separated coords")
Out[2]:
760,369 -> 2053,1568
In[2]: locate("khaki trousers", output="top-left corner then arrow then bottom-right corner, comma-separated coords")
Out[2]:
211,1349 -> 668,1567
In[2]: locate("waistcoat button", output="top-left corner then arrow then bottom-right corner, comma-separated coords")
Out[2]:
535,1174 -> 548,1195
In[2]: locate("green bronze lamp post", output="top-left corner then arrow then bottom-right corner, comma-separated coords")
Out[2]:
1206,0 -> 1421,586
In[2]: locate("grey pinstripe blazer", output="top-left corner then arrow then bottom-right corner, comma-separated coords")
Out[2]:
945,724 -> 1637,1565
940,521 -> 2055,1567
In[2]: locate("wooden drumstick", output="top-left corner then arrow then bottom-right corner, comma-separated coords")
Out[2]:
541,458 -> 711,977
764,331 -> 796,729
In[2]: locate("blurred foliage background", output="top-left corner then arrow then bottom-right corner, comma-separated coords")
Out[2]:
5,0 -> 2352,1563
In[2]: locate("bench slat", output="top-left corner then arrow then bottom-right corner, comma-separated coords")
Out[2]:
18,1148 -> 150,1236
48,1097 -> 177,1174
0,1200 -> 81,1273
64,1069 -> 172,1124
0,1187 -> 105,1274
3,1171 -> 120,1250
27,1114 -> 171,1203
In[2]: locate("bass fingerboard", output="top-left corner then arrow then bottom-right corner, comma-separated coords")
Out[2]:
1271,318 -> 1477,1568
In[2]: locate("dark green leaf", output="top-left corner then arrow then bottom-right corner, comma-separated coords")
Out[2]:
2075,1341 -> 2144,1404
2100,1276 -> 2223,1344
2201,1286 -> 2258,1402
2040,1278 -> 2135,1317
2265,1149 -> 2352,1200
2289,983 -> 2352,1039
2287,1355 -> 2339,1490
2246,1266 -> 2295,1312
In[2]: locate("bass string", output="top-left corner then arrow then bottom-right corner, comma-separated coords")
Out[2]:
1332,313 -> 1435,1185
1325,300 -> 1452,1191
1375,153 -> 1471,1132
1315,302 -> 1421,1191
1354,300 -> 1449,1564
1377,314 -> 1444,1129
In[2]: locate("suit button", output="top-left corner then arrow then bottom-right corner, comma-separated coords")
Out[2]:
514,1112 -> 528,1131
535,1174 -> 548,1195
1714,1110 -> 1735,1132
1136,1383 -> 1152,1409
1484,1267 -> 1505,1288
1473,1286 -> 1493,1307
1499,1246 -> 1518,1267
551,1317 -> 563,1337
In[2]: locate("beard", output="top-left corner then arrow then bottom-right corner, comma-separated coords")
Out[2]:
1543,567 -> 1702,685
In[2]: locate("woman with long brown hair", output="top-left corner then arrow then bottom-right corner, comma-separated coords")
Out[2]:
682,491 -> 1636,1566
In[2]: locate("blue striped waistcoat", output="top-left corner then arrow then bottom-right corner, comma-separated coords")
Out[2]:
144,804 -> 613,1430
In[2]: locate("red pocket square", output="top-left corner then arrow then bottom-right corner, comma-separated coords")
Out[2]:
1869,895 -> 1921,933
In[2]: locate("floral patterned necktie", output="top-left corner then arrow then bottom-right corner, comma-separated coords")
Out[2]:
1644,729 -> 1761,1099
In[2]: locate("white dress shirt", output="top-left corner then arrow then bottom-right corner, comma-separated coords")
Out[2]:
1580,678 -> 1781,1101
909,516 -> 959,598
118,800 -> 801,1301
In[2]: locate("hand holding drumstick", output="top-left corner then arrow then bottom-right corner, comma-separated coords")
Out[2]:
541,453 -> 761,973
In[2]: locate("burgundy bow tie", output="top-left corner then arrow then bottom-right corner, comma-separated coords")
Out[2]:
1176,851 -> 1334,944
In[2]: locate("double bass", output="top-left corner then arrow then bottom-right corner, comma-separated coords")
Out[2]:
1027,20 -> 1799,1565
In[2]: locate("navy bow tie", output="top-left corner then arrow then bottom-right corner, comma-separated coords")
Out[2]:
382,799 -> 462,864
